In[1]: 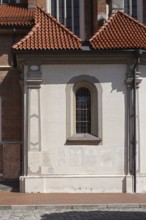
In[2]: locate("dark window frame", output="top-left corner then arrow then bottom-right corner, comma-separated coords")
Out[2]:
76,87 -> 91,134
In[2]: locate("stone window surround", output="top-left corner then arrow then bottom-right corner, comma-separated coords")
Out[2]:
66,75 -> 102,145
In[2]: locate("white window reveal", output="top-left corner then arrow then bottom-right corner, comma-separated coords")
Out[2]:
46,0 -> 85,38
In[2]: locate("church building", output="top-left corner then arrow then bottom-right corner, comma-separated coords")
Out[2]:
0,0 -> 146,193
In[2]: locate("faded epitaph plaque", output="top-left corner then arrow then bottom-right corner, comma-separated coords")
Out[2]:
3,144 -> 21,179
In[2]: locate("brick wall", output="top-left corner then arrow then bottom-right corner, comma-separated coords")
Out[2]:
28,0 -> 46,9
0,35 -> 13,66
37,0 -> 46,9
0,28 -> 26,180
0,70 -> 22,141
28,0 -> 37,8
0,31 -> 28,142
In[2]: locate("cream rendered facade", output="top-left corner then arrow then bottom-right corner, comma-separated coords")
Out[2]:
17,52 -> 146,193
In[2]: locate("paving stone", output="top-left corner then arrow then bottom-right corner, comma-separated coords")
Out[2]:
0,209 -> 146,219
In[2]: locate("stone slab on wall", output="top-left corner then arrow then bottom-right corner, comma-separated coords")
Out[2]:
3,144 -> 21,180
20,175 -> 126,193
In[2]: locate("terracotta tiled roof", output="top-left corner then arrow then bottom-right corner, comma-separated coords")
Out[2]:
0,5 -> 34,26
90,11 -> 146,50
13,7 -> 82,50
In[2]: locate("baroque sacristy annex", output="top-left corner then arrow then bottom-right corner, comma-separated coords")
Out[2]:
0,0 -> 146,193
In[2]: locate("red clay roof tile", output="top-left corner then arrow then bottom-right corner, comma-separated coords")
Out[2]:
13,7 -> 82,50
90,11 -> 146,50
0,5 -> 34,26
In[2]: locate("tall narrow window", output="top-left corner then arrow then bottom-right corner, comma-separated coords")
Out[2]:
47,0 -> 84,38
124,0 -> 137,19
0,0 -> 9,3
0,0 -> 20,3
76,87 -> 91,134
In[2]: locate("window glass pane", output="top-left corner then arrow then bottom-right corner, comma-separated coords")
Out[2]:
132,0 -> 137,19
50,0 -> 80,36
59,0 -> 64,23
74,0 -> 79,7
76,87 -> 91,134
1,0 -> 9,3
51,0 -> 57,18
67,0 -> 71,8
10,0 -> 16,3
73,0 -> 80,36
124,0 -> 137,19
124,0 -> 129,14
66,0 -> 72,29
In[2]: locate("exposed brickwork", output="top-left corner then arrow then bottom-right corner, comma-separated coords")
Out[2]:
28,0 -> 37,8
28,0 -> 46,9
0,70 -> 22,141
90,0 -> 107,36
97,0 -> 107,30
0,24 -> 29,181
0,35 -> 13,66
37,0 -> 46,10
97,0 -> 107,19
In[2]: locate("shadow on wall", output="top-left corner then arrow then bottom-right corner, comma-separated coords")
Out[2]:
0,69 -> 22,141
40,211 -> 146,220
41,64 -> 127,93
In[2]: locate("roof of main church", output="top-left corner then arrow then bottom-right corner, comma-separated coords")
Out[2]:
89,11 -> 146,50
13,7 -> 82,50
0,5 -> 34,27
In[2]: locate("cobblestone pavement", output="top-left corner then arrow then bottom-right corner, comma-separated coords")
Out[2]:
0,210 -> 146,220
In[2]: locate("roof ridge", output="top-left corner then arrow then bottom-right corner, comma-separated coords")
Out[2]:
36,6 -> 82,42
90,10 -> 146,42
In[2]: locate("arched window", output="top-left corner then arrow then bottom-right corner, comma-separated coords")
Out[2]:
66,75 -> 102,145
76,87 -> 91,134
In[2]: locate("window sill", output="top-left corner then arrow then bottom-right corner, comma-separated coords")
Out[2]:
66,133 -> 101,145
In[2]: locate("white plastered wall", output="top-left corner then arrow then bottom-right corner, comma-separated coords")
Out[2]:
137,65 -> 146,193
22,64 -> 129,193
